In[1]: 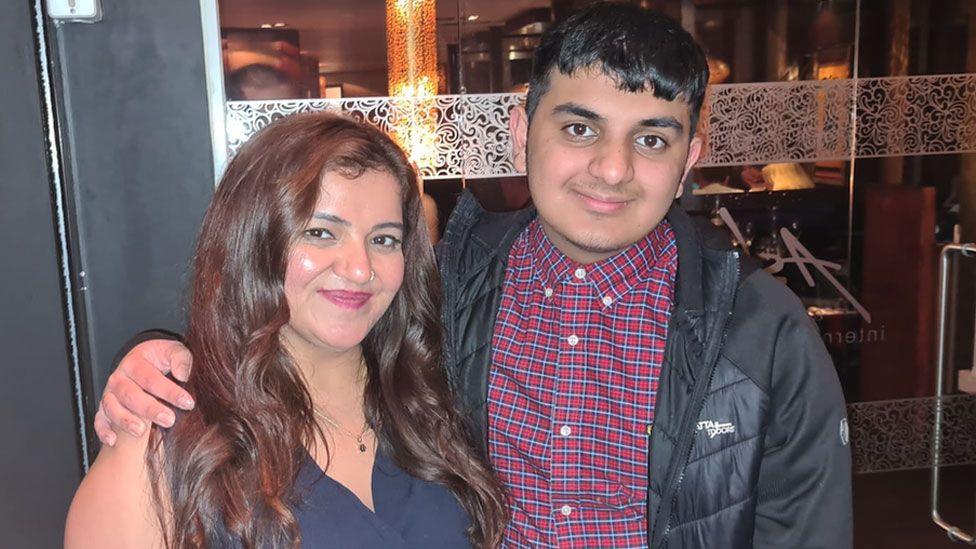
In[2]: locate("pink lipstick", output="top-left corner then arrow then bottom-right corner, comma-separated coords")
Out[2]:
318,290 -> 372,310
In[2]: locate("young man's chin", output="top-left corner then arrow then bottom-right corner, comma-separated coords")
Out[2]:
564,233 -> 631,257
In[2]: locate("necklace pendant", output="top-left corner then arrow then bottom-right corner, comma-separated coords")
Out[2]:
358,442 -> 367,453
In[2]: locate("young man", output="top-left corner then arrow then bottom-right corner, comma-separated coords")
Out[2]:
96,4 -> 852,547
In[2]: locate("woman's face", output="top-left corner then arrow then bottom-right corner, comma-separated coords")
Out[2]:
280,169 -> 405,361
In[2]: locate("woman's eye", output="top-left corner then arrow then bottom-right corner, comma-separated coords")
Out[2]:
563,123 -> 596,139
304,228 -> 334,240
637,135 -> 668,150
372,235 -> 402,249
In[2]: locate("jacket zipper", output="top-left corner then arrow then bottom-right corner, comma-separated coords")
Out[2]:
655,251 -> 741,546
646,422 -> 654,536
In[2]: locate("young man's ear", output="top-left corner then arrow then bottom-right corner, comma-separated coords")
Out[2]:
674,135 -> 704,199
509,105 -> 529,173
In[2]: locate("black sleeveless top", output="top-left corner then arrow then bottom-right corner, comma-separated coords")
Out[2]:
210,450 -> 471,548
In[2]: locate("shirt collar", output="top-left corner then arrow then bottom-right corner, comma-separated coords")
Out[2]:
529,218 -> 676,300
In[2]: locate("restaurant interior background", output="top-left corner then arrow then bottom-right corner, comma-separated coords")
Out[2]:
2,0 -> 976,546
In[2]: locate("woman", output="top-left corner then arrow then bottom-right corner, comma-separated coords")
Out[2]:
65,113 -> 507,547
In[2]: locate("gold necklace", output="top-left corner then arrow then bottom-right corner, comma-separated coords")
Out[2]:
313,408 -> 371,453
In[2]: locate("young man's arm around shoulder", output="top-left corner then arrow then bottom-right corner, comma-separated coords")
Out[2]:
65,427 -> 165,548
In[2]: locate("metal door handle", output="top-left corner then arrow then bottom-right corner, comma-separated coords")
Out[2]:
932,243 -> 976,543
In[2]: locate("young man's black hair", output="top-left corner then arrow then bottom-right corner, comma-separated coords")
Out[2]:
525,2 -> 710,133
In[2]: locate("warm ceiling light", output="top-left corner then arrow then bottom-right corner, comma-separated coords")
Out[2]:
386,0 -> 439,168
260,23 -> 273,28
467,14 -> 479,21
273,22 -> 287,28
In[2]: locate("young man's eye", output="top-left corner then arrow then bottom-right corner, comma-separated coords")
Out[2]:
563,123 -> 596,138
636,135 -> 668,150
372,235 -> 402,249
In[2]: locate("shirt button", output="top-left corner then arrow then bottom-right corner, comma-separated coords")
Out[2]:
560,505 -> 573,516
602,295 -> 613,306
544,287 -> 553,298
574,268 -> 586,279
567,334 -> 579,346
559,425 -> 572,437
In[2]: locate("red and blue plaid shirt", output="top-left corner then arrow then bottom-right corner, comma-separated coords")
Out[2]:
488,218 -> 677,548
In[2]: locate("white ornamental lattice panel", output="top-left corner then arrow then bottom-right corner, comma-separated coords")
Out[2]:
847,395 -> 976,474
225,74 -> 976,179
856,74 -> 976,158
697,78 -> 855,166
226,94 -> 522,180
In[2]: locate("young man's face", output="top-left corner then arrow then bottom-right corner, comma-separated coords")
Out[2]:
510,67 -> 702,264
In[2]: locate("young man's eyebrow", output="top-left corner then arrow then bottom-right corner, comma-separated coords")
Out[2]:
552,103 -> 685,135
551,103 -> 603,122
638,116 -> 684,133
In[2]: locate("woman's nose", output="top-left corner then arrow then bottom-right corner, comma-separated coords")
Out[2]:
334,242 -> 373,284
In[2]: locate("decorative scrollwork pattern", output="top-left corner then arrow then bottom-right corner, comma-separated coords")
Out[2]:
855,74 -> 976,158
225,74 -> 976,178
226,94 -> 523,180
698,78 -> 855,166
847,395 -> 976,474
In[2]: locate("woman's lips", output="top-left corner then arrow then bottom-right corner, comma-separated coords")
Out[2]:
318,290 -> 373,310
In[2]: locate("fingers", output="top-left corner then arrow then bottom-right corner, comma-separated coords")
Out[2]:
94,406 -> 117,447
119,340 -> 195,411
104,372 -> 178,432
101,391 -> 148,439
162,342 -> 193,383
124,355 -> 194,413
135,339 -> 192,380
96,338 -> 196,444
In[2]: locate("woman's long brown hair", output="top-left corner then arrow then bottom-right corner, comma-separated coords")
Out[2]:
148,112 -> 507,547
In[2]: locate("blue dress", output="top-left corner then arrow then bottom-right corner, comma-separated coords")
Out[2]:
208,450 -> 471,548
291,450 -> 471,548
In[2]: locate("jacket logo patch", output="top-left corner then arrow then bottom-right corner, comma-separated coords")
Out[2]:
697,420 -> 736,438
